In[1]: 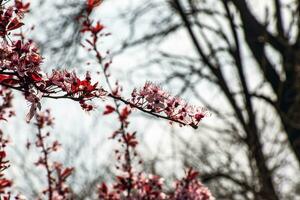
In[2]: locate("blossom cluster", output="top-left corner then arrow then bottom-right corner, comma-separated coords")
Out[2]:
97,169 -> 214,200
0,34 -> 106,121
47,70 -> 107,109
99,96 -> 213,200
1,42 -> 105,119
0,0 -> 209,129
98,173 -> 166,200
172,169 -> 214,200
131,82 -> 209,128
0,0 -> 26,38
0,40 -> 42,77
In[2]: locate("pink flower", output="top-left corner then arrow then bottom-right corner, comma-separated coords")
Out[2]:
131,82 -> 210,128
173,169 -> 214,200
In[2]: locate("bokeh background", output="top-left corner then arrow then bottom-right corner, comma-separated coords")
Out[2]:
1,0 -> 300,199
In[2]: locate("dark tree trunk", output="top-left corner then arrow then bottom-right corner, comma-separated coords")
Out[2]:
173,1 -> 280,199
280,47 -> 300,165
229,0 -> 300,166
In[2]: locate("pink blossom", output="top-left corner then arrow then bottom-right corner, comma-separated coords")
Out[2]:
131,82 -> 210,128
172,169 -> 214,200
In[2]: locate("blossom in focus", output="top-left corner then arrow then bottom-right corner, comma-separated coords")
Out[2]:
131,82 -> 210,128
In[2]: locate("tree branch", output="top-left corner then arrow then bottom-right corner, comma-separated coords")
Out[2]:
228,0 -> 282,94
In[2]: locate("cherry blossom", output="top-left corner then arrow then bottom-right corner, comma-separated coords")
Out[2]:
131,82 -> 210,128
97,169 -> 215,200
172,169 -> 214,200
0,4 -> 24,37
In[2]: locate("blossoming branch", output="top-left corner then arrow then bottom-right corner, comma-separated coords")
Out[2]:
0,0 -> 208,129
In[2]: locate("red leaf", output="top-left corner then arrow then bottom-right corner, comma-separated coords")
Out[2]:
60,167 -> 74,180
7,18 -> 24,31
0,151 -> 6,159
99,183 -> 108,194
0,75 -> 17,85
0,178 -> 12,191
86,0 -> 102,13
87,0 -> 102,8
0,75 -> 10,83
30,73 -> 43,82
15,0 -> 30,12
91,22 -> 104,34
186,168 -> 199,181
103,105 -> 115,115
87,0 -> 94,6
119,106 -> 131,122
